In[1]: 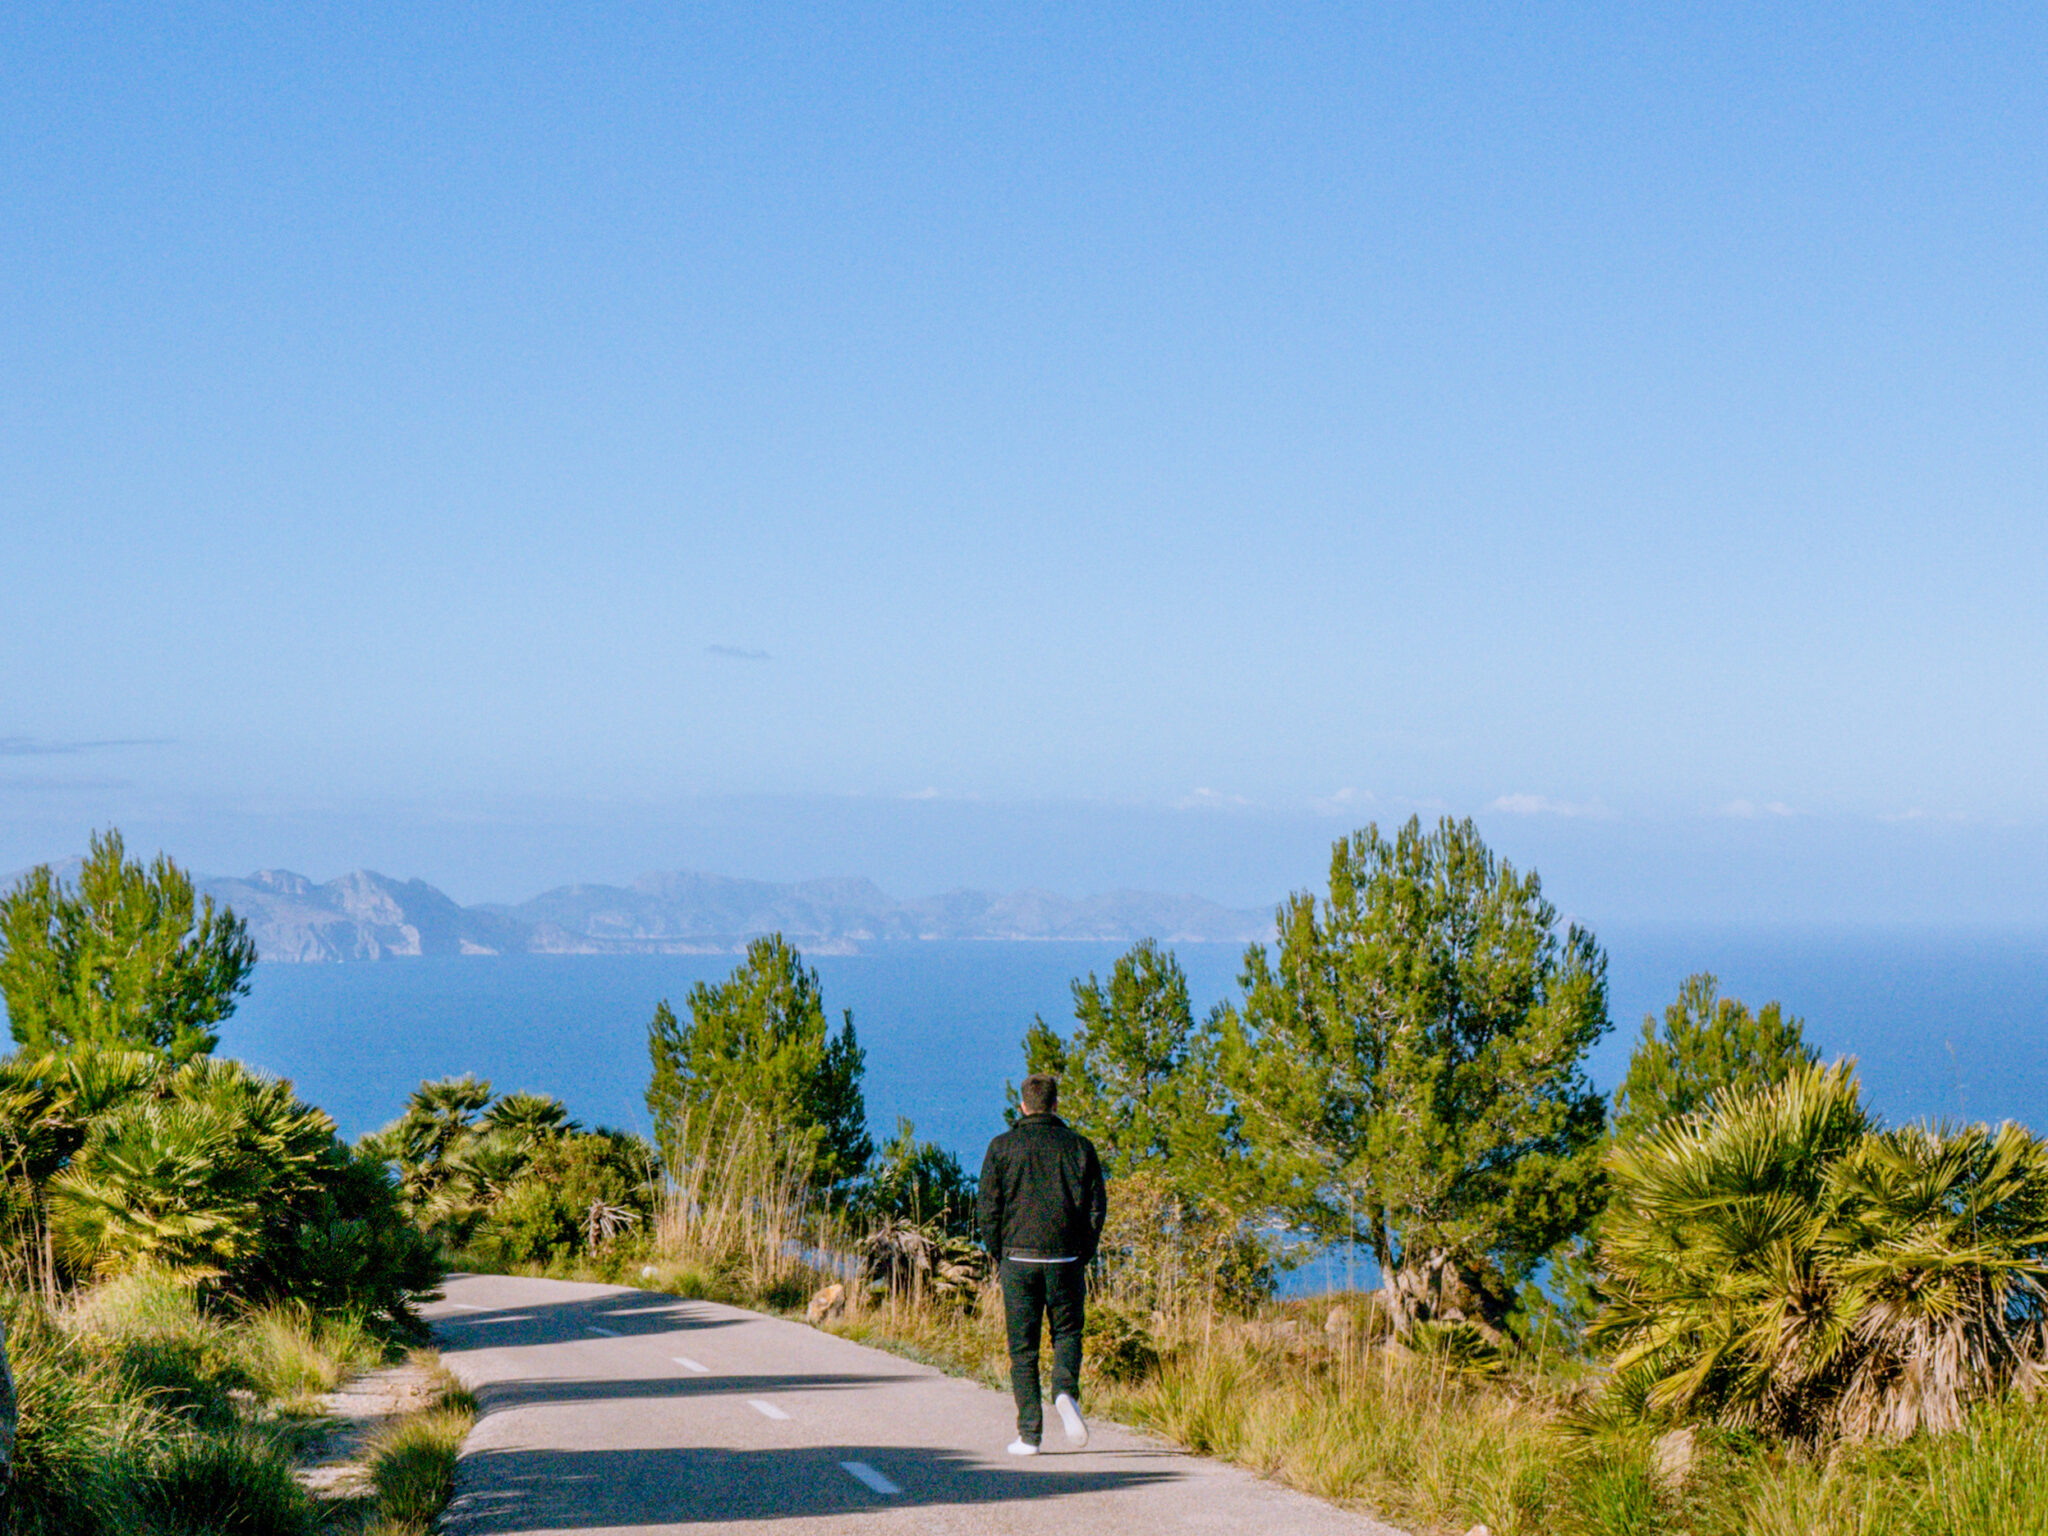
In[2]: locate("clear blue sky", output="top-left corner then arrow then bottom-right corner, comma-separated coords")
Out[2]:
4,3 -> 2045,921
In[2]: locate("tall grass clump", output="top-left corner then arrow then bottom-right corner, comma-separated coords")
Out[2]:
652,1100 -> 824,1306
235,1299 -> 377,1405
121,1428 -> 319,1536
5,1295 -> 149,1530
7,1325 -> 319,1535
2,1272 -> 395,1536
358,1361 -> 477,1536
65,1270 -> 246,1428
1113,1324 -> 1562,1535
1903,1392 -> 2048,1536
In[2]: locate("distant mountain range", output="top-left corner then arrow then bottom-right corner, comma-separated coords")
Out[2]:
190,868 -> 1275,962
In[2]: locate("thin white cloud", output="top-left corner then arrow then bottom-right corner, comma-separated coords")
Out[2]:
1175,787 -> 1251,811
1720,798 -> 1799,820
1311,786 -> 1375,816
0,775 -> 135,793
1488,793 -> 1615,820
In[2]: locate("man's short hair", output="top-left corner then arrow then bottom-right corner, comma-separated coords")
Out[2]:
1020,1074 -> 1059,1115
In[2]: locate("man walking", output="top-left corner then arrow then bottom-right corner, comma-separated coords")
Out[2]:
978,1073 -> 1108,1456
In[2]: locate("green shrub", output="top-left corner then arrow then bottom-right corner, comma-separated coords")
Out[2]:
1082,1304 -> 1159,1383
1594,1061 -> 2048,1444
126,1428 -> 318,1536
483,1174 -> 581,1263
460,1129 -> 656,1269
245,1142 -> 441,1333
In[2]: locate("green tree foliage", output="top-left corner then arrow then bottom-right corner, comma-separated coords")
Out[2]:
1612,972 -> 1817,1141
860,1117 -> 977,1234
0,830 -> 256,1061
645,935 -> 871,1199
365,1075 -> 496,1218
1021,939 -> 1244,1203
1592,1060 -> 2048,1443
365,1077 -> 656,1272
1221,817 -> 1610,1306
0,1048 -> 434,1326
471,1129 -> 656,1269
482,1090 -> 578,1148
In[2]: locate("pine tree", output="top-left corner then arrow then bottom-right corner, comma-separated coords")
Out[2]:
645,935 -> 870,1200
1221,817 -> 1610,1323
0,829 -> 256,1061
1612,972 -> 1817,1141
1021,938 -> 1244,1204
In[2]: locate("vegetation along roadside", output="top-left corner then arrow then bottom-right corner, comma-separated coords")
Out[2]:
0,832 -> 447,1535
7,822 -> 2047,1535
368,815 -> 2048,1535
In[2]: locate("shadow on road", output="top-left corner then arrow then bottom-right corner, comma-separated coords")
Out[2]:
431,1289 -> 746,1349
470,1370 -> 921,1412
447,1442 -> 1182,1530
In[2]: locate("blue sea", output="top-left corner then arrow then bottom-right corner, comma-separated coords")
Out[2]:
217,927 -> 2048,1293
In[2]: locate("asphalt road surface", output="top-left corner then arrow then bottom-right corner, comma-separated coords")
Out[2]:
429,1272 -> 1412,1536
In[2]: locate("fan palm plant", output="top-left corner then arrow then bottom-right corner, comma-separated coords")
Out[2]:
46,1096 -> 256,1277
0,1049 -> 172,1283
367,1075 -> 494,1212
47,1058 -> 333,1281
1825,1121 -> 2048,1439
481,1091 -> 576,1148
449,1131 -> 534,1205
1591,1060 -> 2048,1442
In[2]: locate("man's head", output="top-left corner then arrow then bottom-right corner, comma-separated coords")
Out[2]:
1019,1074 -> 1059,1116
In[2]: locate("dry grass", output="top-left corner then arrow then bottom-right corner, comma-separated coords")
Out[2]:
651,1101 -> 847,1306
813,1280 -> 2048,1536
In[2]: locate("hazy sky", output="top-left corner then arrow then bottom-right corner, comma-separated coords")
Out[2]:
5,4 -> 2045,920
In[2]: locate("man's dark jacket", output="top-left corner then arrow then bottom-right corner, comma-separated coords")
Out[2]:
978,1113 -> 1108,1262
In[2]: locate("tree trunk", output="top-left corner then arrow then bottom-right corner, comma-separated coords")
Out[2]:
1381,1248 -> 1511,1344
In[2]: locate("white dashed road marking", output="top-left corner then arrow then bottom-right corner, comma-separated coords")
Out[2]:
673,1357 -> 710,1373
839,1461 -> 900,1497
586,1325 -> 621,1337
746,1399 -> 790,1421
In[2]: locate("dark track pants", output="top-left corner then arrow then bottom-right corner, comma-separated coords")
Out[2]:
1000,1258 -> 1085,1444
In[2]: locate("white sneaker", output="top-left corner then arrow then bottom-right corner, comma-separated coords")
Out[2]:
1007,1439 -> 1039,1456
1055,1393 -> 1089,1448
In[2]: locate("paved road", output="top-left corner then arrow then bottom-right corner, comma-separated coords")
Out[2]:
428,1273 -> 1410,1535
